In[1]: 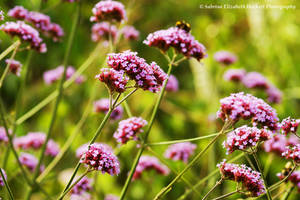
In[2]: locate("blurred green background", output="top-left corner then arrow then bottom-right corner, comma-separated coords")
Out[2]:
0,0 -> 300,199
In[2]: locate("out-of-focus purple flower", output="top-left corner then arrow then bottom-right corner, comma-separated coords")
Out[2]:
217,160 -> 265,197
217,92 -> 279,131
121,25 -> 139,40
164,142 -> 196,163
5,59 -> 22,76
14,132 -> 60,157
0,10 -> 4,21
26,11 -> 51,32
242,72 -> 269,89
70,193 -> 91,200
90,0 -> 127,23
47,23 -> 64,42
95,68 -> 128,93
280,117 -> 300,135
0,127 -> 11,143
43,66 -> 85,85
71,177 -> 93,195
214,51 -> 237,66
133,156 -> 170,180
277,171 -> 300,192
223,126 -> 271,154
264,134 -> 288,156
166,75 -> 179,92
91,22 -> 117,42
8,6 -> 28,20
144,27 -> 206,61
104,194 -> 119,200
76,143 -> 113,159
107,51 -> 168,93
113,117 -> 147,144
93,98 -> 123,120
266,85 -> 282,104
223,69 -> 246,82
0,21 -> 46,53
282,144 -> 300,163
19,152 -> 44,172
80,143 -> 120,175
0,169 -> 7,187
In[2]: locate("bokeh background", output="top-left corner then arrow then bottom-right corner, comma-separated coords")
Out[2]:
0,0 -> 300,199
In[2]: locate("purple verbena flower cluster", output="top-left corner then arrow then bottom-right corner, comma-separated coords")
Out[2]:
277,171 -> 300,192
93,98 -> 123,120
242,72 -> 269,90
280,117 -> 300,135
282,144 -> 300,163
166,75 -> 179,92
5,59 -> 22,76
70,177 -> 93,196
95,68 -> 128,93
266,85 -> 282,104
19,152 -> 44,172
264,134 -> 299,156
76,143 -> 113,159
223,69 -> 246,82
91,22 -> 117,42
121,25 -> 139,41
0,127 -> 10,143
164,142 -> 196,163
217,160 -> 265,197
214,51 -> 237,66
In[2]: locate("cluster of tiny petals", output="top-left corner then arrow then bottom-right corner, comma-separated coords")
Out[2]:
13,132 -> 60,157
7,6 -> 28,20
0,127 -> 11,143
113,117 -> 147,144
224,126 -> 271,154
0,21 -> 46,53
277,171 -> 300,192
71,177 -> 93,195
214,51 -> 237,66
217,160 -> 265,197
95,68 -> 128,93
266,86 -> 282,104
133,156 -> 170,180
43,66 -> 85,85
223,69 -> 246,82
80,143 -> 120,175
19,152 -> 44,172
164,142 -> 196,163
282,144 -> 300,163
0,169 -> 7,187
280,117 -> 300,135
144,27 -> 207,61
93,98 -> 123,120
121,25 -> 139,40
5,59 -> 22,76
107,51 -> 167,93
90,0 -> 127,22
264,134 -> 299,156
217,92 -> 279,130
166,75 -> 179,92
242,72 -> 270,89
76,143 -> 113,158
91,22 -> 117,42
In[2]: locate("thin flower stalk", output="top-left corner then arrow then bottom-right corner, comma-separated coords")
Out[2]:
212,190 -> 239,200
280,186 -> 294,200
201,178 -> 223,200
0,169 -> 14,200
119,53 -> 176,200
0,40 -> 21,61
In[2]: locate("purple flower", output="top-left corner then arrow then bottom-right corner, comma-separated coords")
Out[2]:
0,21 -> 46,53
95,68 -> 128,93
164,142 -> 196,163
264,134 -> 288,155
47,23 -> 64,42
214,51 -> 237,66
280,117 -> 300,135
71,177 -> 93,195
104,194 -> 119,200
70,193 -> 91,200
0,169 -> 7,187
19,152 -> 44,172
282,144 -> 300,163
217,92 -> 279,131
0,127 -> 11,143
90,0 -> 127,23
26,11 -> 51,32
93,98 -> 123,120
113,117 -> 147,144
266,85 -> 282,104
277,171 -> 300,192
242,72 -> 269,89
121,25 -> 139,40
80,143 -> 120,175
76,143 -> 113,159
166,75 -> 179,92
5,59 -> 22,76
43,66 -> 85,85
91,22 -> 117,42
223,126 -> 271,154
8,6 -> 28,20
133,156 -> 170,180
107,51 -> 168,93
0,11 -> 4,21
217,160 -> 265,197
223,69 -> 246,82
144,27 -> 206,61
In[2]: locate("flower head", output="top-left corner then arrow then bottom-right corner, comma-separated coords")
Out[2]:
280,117 -> 300,135
47,23 -> 64,42
19,152 -> 44,172
107,51 -> 167,93
144,27 -> 206,61
5,59 -> 22,76
71,177 -> 93,195
80,143 -> 120,175
121,25 -> 139,40
43,66 -> 85,85
224,126 -> 271,154
95,68 -> 128,93
91,22 -> 117,42
214,51 -> 237,66
277,171 -> 300,192
217,92 -> 279,130
166,75 -> 179,92
217,160 -> 265,197
26,11 -> 51,32
264,134 -> 289,155
8,6 -> 28,20
76,143 -> 113,159
266,85 -> 282,104
0,169 -> 7,187
164,142 -> 196,163
0,127 -> 11,143
113,117 -> 147,144
282,144 -> 300,163
93,98 -> 123,120
0,21 -> 46,53
133,156 -> 170,180
90,0 -> 127,23
223,69 -> 246,82
242,72 -> 269,89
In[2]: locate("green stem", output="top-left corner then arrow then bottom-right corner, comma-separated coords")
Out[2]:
264,153 -> 274,176
202,178 -> 223,200
154,121 -> 232,200
119,55 -> 175,200
244,153 -> 256,170
252,151 -> 272,200
0,40 -> 21,61
280,186 -> 294,200
115,88 -> 138,107
212,190 -> 239,200
123,99 -> 133,117
0,168 -> 14,200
